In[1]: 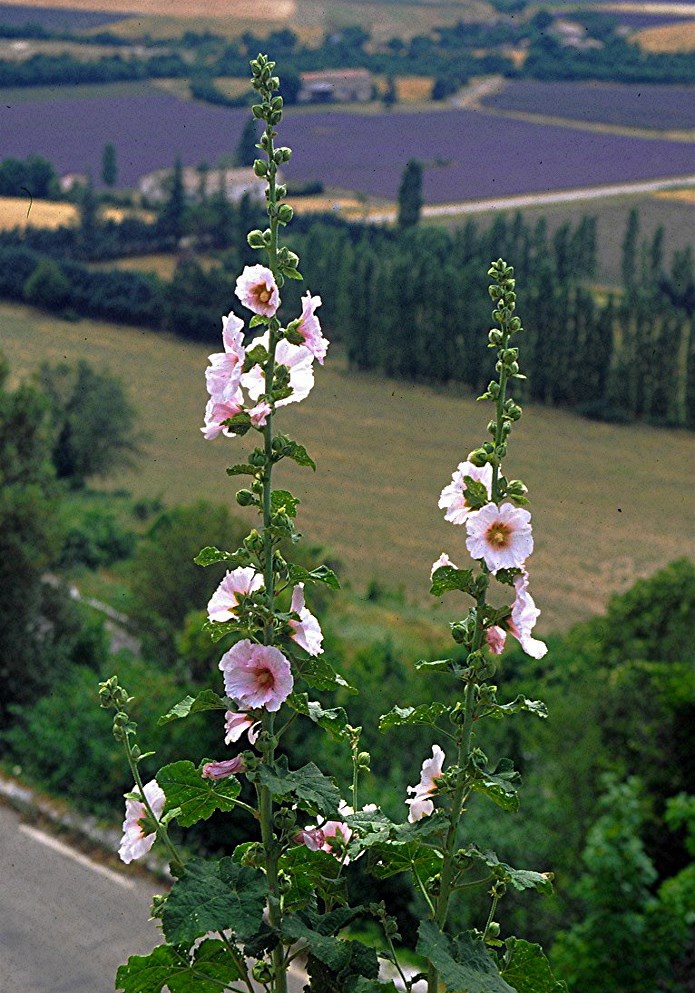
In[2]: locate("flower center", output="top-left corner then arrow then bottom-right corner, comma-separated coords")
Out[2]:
257,287 -> 271,303
256,668 -> 274,689
486,522 -> 511,548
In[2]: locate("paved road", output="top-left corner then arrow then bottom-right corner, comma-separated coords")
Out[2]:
0,803 -> 307,992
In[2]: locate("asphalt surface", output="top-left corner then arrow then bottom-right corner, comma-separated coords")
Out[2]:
0,803 -> 307,993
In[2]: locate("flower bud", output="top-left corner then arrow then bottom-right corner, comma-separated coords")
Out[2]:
252,961 -> 273,983
247,229 -> 266,249
277,204 -> 294,224
251,104 -> 265,119
253,158 -> 268,178
236,489 -> 256,507
486,922 -> 501,938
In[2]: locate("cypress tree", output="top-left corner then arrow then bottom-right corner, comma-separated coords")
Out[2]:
621,208 -> 640,295
101,142 -> 118,188
397,159 -> 423,229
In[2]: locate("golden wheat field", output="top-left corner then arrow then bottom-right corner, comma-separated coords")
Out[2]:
1,301 -> 693,633
635,19 -> 695,52
0,198 -> 78,230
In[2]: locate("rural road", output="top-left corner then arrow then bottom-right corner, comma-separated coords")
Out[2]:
366,171 -> 695,223
0,803 -> 306,992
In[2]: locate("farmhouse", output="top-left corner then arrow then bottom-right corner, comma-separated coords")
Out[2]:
138,166 -> 272,205
297,69 -> 373,103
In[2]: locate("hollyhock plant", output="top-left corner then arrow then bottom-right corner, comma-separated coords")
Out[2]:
219,639 -> 294,712
224,710 -> 261,745
406,744 -> 445,823
288,583 -> 323,656
295,291 -> 329,364
118,779 -> 165,864
207,567 -> 264,623
235,264 -> 280,317
202,755 -> 246,780
438,460 -> 493,525
465,501 -> 533,573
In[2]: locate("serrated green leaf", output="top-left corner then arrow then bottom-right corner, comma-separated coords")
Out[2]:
287,693 -> 350,740
193,545 -> 236,567
256,757 -> 341,818
461,845 -> 554,894
430,566 -> 476,598
414,658 -> 454,673
287,563 -> 340,590
162,858 -> 266,945
501,938 -> 568,993
284,439 -> 316,471
222,412 -> 252,436
483,695 -> 548,721
369,841 -> 443,880
116,940 -> 242,993
158,690 -> 231,725
417,922 -> 515,993
296,654 -> 356,693
282,918 -> 352,971
244,343 -> 269,368
471,758 -> 521,813
201,618 -> 242,643
283,266 -> 303,280
279,846 -> 343,911
379,702 -> 449,733
271,488 -> 300,518
157,761 -> 241,827
226,463 -> 257,477
249,314 -> 267,328
462,477 -> 491,510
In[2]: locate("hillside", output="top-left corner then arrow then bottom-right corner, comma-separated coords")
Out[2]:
2,300 -> 693,632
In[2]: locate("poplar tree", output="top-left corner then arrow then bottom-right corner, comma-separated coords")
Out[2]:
397,158 -> 423,228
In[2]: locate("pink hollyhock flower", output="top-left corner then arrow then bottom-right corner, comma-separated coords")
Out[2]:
406,745 -> 445,823
207,568 -> 264,623
118,779 -> 165,864
248,400 -> 272,428
202,755 -> 246,781
508,570 -> 548,659
235,265 -> 280,317
205,312 -> 246,402
201,395 -> 244,441
465,502 -> 533,573
219,640 -> 293,712
224,710 -> 261,746
294,826 -> 326,851
295,292 -> 329,364
438,461 -> 493,525
288,583 -> 323,656
486,625 -> 507,655
242,332 -> 315,408
430,552 -> 457,579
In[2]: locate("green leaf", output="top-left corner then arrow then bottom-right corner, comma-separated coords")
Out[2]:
283,266 -> 303,280
430,566 -> 476,598
417,921 -> 515,993
158,690 -> 231,726
379,702 -> 449,733
116,940 -> 242,993
296,654 -> 356,693
271,488 -> 300,518
287,693 -> 350,740
470,758 -> 521,813
283,439 -> 316,471
226,463 -> 257,477
244,343 -> 269,368
222,412 -> 252,436
282,918 -> 352,971
162,858 -> 266,945
287,563 -> 341,590
462,476 -> 491,510
157,761 -> 241,827
279,847 -> 343,911
483,695 -> 548,721
193,545 -> 239,567
369,840 -> 443,881
249,314 -> 267,328
461,845 -> 554,894
256,757 -> 341,817
501,938 -> 568,993
414,658 -> 454,673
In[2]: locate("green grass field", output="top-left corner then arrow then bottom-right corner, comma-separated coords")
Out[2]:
1,301 -> 693,634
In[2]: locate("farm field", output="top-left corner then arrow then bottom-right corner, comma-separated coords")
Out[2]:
636,17 -> 695,49
1,300 -> 693,634
2,86 -> 695,204
480,79 -> 695,134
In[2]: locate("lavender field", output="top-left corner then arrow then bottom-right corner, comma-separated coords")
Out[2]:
482,80 -> 695,132
0,3 -> 129,29
2,86 -> 695,203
